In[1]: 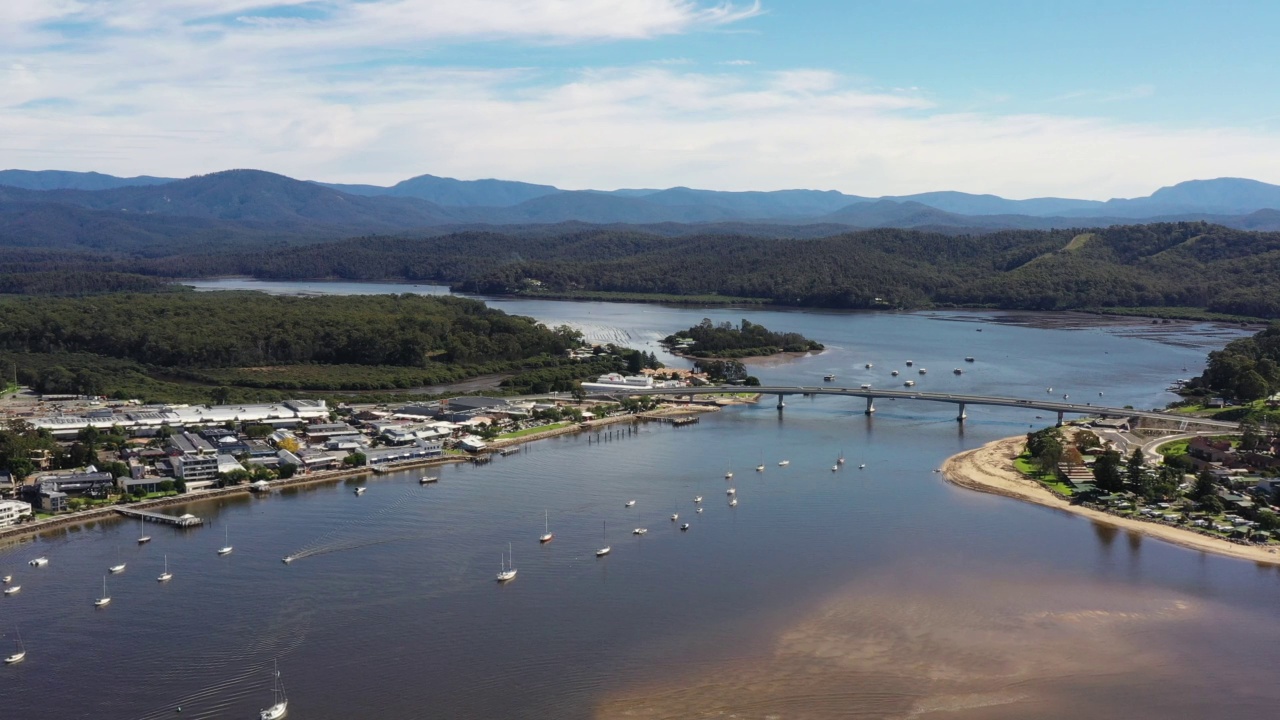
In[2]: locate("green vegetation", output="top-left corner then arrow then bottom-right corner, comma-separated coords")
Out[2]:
664,318 -> 824,358
497,422 -> 573,439
1013,451 -> 1075,495
501,289 -> 769,305
0,292 -> 605,401
1190,322 -> 1280,401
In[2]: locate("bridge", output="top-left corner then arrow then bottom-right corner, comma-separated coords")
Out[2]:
597,385 -> 1239,430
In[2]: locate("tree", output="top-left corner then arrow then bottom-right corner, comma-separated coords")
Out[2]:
7,457 -> 33,480
276,437 -> 300,453
158,479 -> 176,493
1193,469 -> 1218,500
743,375 -> 761,387
210,386 -> 232,405
1125,448 -> 1146,489
1199,493 -> 1224,514
343,452 -> 367,467
1240,419 -> 1264,452
277,463 -> 298,479
1093,450 -> 1124,493
1034,434 -> 1064,473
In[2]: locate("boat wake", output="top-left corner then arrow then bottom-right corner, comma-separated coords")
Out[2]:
283,487 -> 430,563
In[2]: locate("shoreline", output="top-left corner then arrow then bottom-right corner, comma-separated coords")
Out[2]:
941,436 -> 1280,566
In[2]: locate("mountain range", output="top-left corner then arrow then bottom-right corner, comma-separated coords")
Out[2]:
3,169 -> 1280,247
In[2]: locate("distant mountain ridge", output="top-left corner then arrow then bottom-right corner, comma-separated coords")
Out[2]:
3,168 -> 1280,233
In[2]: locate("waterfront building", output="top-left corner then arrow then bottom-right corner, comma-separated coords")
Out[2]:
0,499 -> 32,527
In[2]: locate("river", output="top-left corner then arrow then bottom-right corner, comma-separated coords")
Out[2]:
2,279 -> 1275,719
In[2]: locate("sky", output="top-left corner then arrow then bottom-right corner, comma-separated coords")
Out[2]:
3,0 -> 1280,198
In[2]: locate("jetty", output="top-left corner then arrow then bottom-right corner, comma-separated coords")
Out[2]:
115,507 -> 204,527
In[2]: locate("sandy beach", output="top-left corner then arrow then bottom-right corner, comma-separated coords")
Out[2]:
941,435 -> 1280,566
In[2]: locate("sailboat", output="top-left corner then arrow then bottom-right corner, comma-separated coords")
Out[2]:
729,497 -> 738,507
756,454 -> 765,472
778,460 -> 790,466
157,555 -> 172,583
94,576 -> 111,607
218,526 -> 233,556
837,450 -> 846,465
137,518 -> 151,544
595,521 -> 611,557
539,510 -> 554,543
496,543 -> 517,582
109,547 -> 126,574
724,464 -> 733,479
4,629 -> 24,665
259,660 -> 288,720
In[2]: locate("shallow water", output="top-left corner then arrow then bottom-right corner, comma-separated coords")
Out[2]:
2,282 -> 1273,719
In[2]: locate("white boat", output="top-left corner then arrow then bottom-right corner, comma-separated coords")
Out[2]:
693,496 -> 703,503
4,629 -> 24,664
696,507 -> 703,514
625,500 -> 636,507
903,380 -> 915,387
539,510 -> 554,543
2,575 -> 11,584
3,586 -> 19,596
670,512 -> 679,521
838,451 -> 846,465
157,555 -> 172,583
596,521 -> 611,557
726,488 -> 735,495
419,475 -> 439,484
778,460 -> 790,466
495,543 -> 517,582
259,661 -> 288,720
891,370 -> 899,376
353,487 -> 367,495
729,498 -> 738,507
632,528 -> 647,535
823,374 -> 835,382
919,368 -> 927,374
680,523 -> 690,531
755,463 -> 765,472
905,360 -> 913,366
94,576 -> 111,607
865,363 -> 873,369
218,526 -> 233,556
109,548 -> 126,574
953,368 -> 962,375
281,556 -> 294,564
832,465 -> 839,471
28,557 -> 47,567
860,383 -> 871,389
859,463 -> 866,469
1046,387 -> 1052,393
724,470 -> 733,479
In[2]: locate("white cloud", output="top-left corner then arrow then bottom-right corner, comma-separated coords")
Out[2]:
2,1 -> 1279,198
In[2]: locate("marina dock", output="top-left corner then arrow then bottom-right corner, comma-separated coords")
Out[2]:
115,507 -> 204,527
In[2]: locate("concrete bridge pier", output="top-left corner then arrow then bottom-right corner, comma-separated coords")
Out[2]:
1056,410 -> 1064,427
956,402 -> 967,422
777,394 -> 786,410
864,397 -> 876,415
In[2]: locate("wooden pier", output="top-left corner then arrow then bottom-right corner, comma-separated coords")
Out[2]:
116,507 -> 204,527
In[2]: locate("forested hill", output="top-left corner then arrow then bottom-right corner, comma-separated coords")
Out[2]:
135,222 -> 1280,318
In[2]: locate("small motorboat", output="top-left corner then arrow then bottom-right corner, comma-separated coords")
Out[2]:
354,487 -> 367,495
670,513 -> 679,521
696,507 -> 703,514
919,368 -> 927,374
860,383 -> 871,389
282,556 -> 294,564
891,370 -> 900,376
778,460 -> 790,466
726,488 -> 735,495
903,380 -> 915,387
756,464 -> 765,472
633,528 -> 647,535
823,374 -> 835,382
2,575 -> 11,584
419,475 -> 439,484
953,368 -> 962,375
965,357 -> 975,362
3,585 -> 20,596
832,465 -> 839,472
680,523 -> 690,531
859,463 -> 866,469
693,496 -> 703,503
729,498 -> 738,507
109,563 -> 126,574
28,558 -> 47,567
625,500 -> 636,507
905,360 -> 914,366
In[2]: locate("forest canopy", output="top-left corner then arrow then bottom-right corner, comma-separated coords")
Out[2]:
664,319 -> 824,358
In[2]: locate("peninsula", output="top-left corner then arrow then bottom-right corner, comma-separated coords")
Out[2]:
662,318 -> 824,359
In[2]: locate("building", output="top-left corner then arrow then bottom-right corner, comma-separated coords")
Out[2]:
304,423 -> 360,441
0,499 -> 32,527
438,397 -> 511,422
581,373 -> 657,393
362,440 -> 444,466
26,399 -> 330,437
173,454 -> 219,484
31,471 -> 116,498
39,489 -> 67,513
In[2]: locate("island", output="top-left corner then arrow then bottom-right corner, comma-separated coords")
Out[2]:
662,318 -> 824,359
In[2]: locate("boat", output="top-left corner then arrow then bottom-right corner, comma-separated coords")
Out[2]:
596,521 -> 611,557
94,576 -> 111,607
496,543 -> 517,582
726,488 -> 735,495
1046,387 -> 1052,393
109,547 -> 126,574
903,380 -> 915,387
859,463 -> 866,469
891,370 -> 900,376
729,498 -> 738,507
832,465 -> 839,472
823,374 -> 835,382
3,586 -> 19,596
353,487 -> 367,495
625,500 -> 636,507
724,467 -> 733,479
670,512 -> 679,521
419,475 -> 439,484
953,368 -> 962,375
693,496 -> 703,504
1,575 -> 9,584
905,360 -> 913,366
919,368 -> 927,374
778,460 -> 789,466
281,556 -> 294,564
218,526 -> 233,556
865,363 -> 873,369
860,383 -> 871,389
157,555 -> 172,583
28,557 -> 47,567
837,451 -> 846,465
4,629 -> 24,664
539,510 -> 554,543
696,507 -> 703,514
680,523 -> 690,531
965,357 -> 975,362
259,661 -> 288,720
632,528 -> 647,535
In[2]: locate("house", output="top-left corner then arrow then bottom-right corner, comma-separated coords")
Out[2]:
456,436 -> 487,452
0,499 -> 32,527
39,489 -> 67,513
1188,437 -> 1234,464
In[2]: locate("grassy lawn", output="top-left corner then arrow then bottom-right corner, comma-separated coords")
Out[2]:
1157,440 -> 1190,458
1013,451 -> 1075,496
498,422 -> 572,439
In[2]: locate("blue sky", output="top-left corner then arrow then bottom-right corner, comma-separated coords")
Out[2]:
2,0 -> 1278,198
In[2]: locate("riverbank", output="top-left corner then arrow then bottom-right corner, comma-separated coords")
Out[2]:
941,436 -> 1280,566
